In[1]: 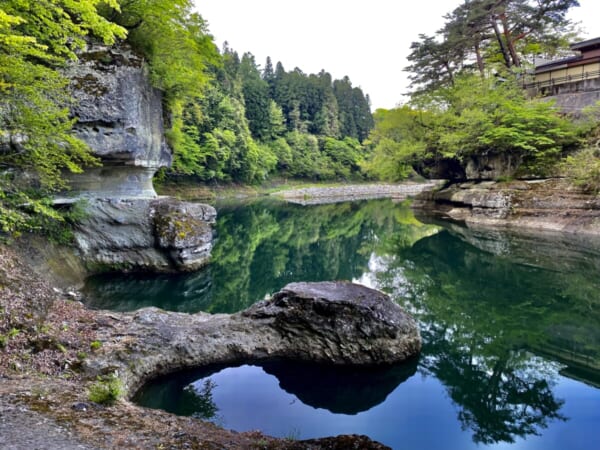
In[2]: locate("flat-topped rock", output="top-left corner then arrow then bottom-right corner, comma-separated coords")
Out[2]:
244,281 -> 421,365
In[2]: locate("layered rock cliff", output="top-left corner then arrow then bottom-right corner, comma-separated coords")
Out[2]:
66,43 -> 171,199
414,178 -> 600,234
64,42 -> 215,272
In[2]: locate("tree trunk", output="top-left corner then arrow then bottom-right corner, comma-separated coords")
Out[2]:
500,13 -> 521,67
475,42 -> 485,77
490,18 -> 512,68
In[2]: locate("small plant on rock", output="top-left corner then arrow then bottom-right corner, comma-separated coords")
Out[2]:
88,373 -> 123,405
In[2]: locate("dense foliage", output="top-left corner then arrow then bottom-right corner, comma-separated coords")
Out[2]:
167,45 -> 373,183
366,0 -> 589,182
0,0 -> 125,235
365,75 -> 580,180
0,0 -> 374,237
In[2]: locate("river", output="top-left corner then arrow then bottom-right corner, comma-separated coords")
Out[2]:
83,198 -> 600,449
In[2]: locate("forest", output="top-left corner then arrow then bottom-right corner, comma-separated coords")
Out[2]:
0,0 -> 598,235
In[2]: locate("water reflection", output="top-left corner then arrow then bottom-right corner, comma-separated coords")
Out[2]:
368,225 -> 600,445
92,198 -> 600,448
83,198 -> 439,313
261,359 -> 419,414
136,359 -> 419,419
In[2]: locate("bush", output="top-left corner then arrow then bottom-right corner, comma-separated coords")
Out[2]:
561,147 -> 600,193
88,374 -> 123,405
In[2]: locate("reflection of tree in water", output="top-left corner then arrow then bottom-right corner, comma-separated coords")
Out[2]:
206,198 -> 438,313
371,228 -> 600,444
185,379 -> 219,420
424,326 -> 565,444
84,198 -> 440,314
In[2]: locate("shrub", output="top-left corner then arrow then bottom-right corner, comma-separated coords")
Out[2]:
88,374 -> 123,405
561,147 -> 600,193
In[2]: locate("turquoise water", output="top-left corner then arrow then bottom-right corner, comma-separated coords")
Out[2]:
84,199 -> 600,449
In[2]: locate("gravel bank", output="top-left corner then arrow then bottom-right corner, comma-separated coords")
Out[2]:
275,182 -> 444,205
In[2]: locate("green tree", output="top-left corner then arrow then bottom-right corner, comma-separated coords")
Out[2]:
406,0 -> 580,95
239,52 -> 271,140
365,76 -> 579,180
102,0 -> 220,150
0,1 -> 125,235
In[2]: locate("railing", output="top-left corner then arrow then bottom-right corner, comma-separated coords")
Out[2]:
523,69 -> 600,90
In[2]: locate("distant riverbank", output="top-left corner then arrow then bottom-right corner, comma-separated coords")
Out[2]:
156,179 -> 445,205
273,181 -> 444,205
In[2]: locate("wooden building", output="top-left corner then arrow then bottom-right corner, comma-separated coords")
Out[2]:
526,37 -> 600,95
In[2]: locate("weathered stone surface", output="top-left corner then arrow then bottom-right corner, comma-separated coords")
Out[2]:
74,197 -> 216,272
243,282 -> 421,365
153,200 -> 216,271
61,42 -> 217,273
83,282 -> 421,395
65,42 -> 170,198
413,178 -> 600,234
465,153 -> 523,180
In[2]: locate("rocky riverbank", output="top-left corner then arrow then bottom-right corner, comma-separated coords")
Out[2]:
1,245 -> 418,449
274,181 -> 444,205
413,178 -> 600,235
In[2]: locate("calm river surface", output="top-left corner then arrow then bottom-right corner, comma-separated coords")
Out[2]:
83,198 -> 600,449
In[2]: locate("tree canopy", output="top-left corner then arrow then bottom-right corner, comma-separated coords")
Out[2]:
406,0 -> 580,95
365,75 -> 579,181
167,45 -> 374,184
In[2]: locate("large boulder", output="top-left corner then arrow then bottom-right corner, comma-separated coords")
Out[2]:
84,282 -> 421,393
75,197 -> 216,272
243,281 -> 422,365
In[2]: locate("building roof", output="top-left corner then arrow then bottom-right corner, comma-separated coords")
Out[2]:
534,36 -> 600,74
571,36 -> 600,51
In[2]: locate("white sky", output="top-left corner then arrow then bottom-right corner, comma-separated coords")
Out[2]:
193,0 -> 600,110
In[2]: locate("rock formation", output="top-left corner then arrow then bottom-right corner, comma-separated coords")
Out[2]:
413,178 -> 600,234
75,197 -> 216,272
62,42 -> 215,272
83,282 -> 421,395
66,43 -> 170,198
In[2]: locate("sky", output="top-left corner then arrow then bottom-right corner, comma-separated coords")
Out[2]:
193,0 -> 600,110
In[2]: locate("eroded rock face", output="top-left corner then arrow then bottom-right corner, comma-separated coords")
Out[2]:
66,43 -> 171,198
465,153 -> 522,180
153,200 -> 217,270
243,282 -> 421,365
62,42 -> 217,273
75,197 -> 216,272
413,178 -> 600,234
83,282 -> 421,394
